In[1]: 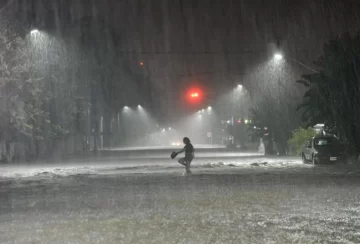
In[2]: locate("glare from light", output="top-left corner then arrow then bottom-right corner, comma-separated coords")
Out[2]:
274,53 -> 283,61
237,84 -> 243,89
30,29 -> 40,35
191,93 -> 199,98
245,119 -> 249,124
168,127 -> 172,131
122,106 -> 130,112
138,105 -> 142,109
207,106 -> 212,110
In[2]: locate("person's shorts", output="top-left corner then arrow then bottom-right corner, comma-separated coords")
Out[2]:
184,155 -> 194,162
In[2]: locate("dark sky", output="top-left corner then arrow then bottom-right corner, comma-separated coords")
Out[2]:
100,0 -> 360,95
4,0 -> 360,80
98,0 -> 360,73
2,0 -> 360,117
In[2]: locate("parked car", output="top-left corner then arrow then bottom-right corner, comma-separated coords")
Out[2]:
302,135 -> 346,164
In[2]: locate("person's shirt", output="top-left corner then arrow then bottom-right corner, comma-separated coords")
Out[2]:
184,143 -> 194,157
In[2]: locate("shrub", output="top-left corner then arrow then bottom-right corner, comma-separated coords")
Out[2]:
288,127 -> 317,155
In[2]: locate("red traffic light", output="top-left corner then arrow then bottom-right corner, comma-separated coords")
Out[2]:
191,92 -> 199,98
187,88 -> 202,104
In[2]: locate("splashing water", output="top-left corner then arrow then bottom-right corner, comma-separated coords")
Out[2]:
258,138 -> 265,154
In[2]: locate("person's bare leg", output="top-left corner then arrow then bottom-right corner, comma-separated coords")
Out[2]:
178,158 -> 186,166
185,160 -> 192,173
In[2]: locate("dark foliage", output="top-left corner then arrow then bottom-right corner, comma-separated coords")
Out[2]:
297,31 -> 360,154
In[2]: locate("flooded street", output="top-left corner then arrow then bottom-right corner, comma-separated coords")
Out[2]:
1,152 -> 360,243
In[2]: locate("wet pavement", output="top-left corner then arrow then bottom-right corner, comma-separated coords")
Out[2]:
1,150 -> 360,243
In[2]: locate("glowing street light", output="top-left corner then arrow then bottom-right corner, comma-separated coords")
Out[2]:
30,29 -> 40,35
274,53 -> 283,61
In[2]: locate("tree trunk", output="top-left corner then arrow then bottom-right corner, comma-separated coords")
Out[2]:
103,110 -> 111,148
278,146 -> 287,156
34,138 -> 40,159
93,121 -> 98,153
265,140 -> 275,155
5,140 -> 11,163
91,83 -> 98,153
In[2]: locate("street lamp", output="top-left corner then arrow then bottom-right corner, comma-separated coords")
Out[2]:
273,52 -> 318,73
274,53 -> 283,61
30,29 -> 40,35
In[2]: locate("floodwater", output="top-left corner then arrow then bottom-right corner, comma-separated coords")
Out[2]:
1,152 -> 360,243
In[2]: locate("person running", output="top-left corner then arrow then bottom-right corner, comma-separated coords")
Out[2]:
176,137 -> 195,174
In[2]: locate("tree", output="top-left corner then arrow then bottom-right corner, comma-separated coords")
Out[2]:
288,127 -> 317,156
72,15 -> 159,150
251,88 -> 302,155
297,31 -> 360,157
0,25 -> 81,161
0,30 -> 30,161
0,11 -> 161,161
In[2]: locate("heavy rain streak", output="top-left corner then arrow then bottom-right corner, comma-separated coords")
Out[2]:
2,0 -> 360,243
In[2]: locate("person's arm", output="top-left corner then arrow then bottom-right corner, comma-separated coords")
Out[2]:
177,148 -> 185,154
